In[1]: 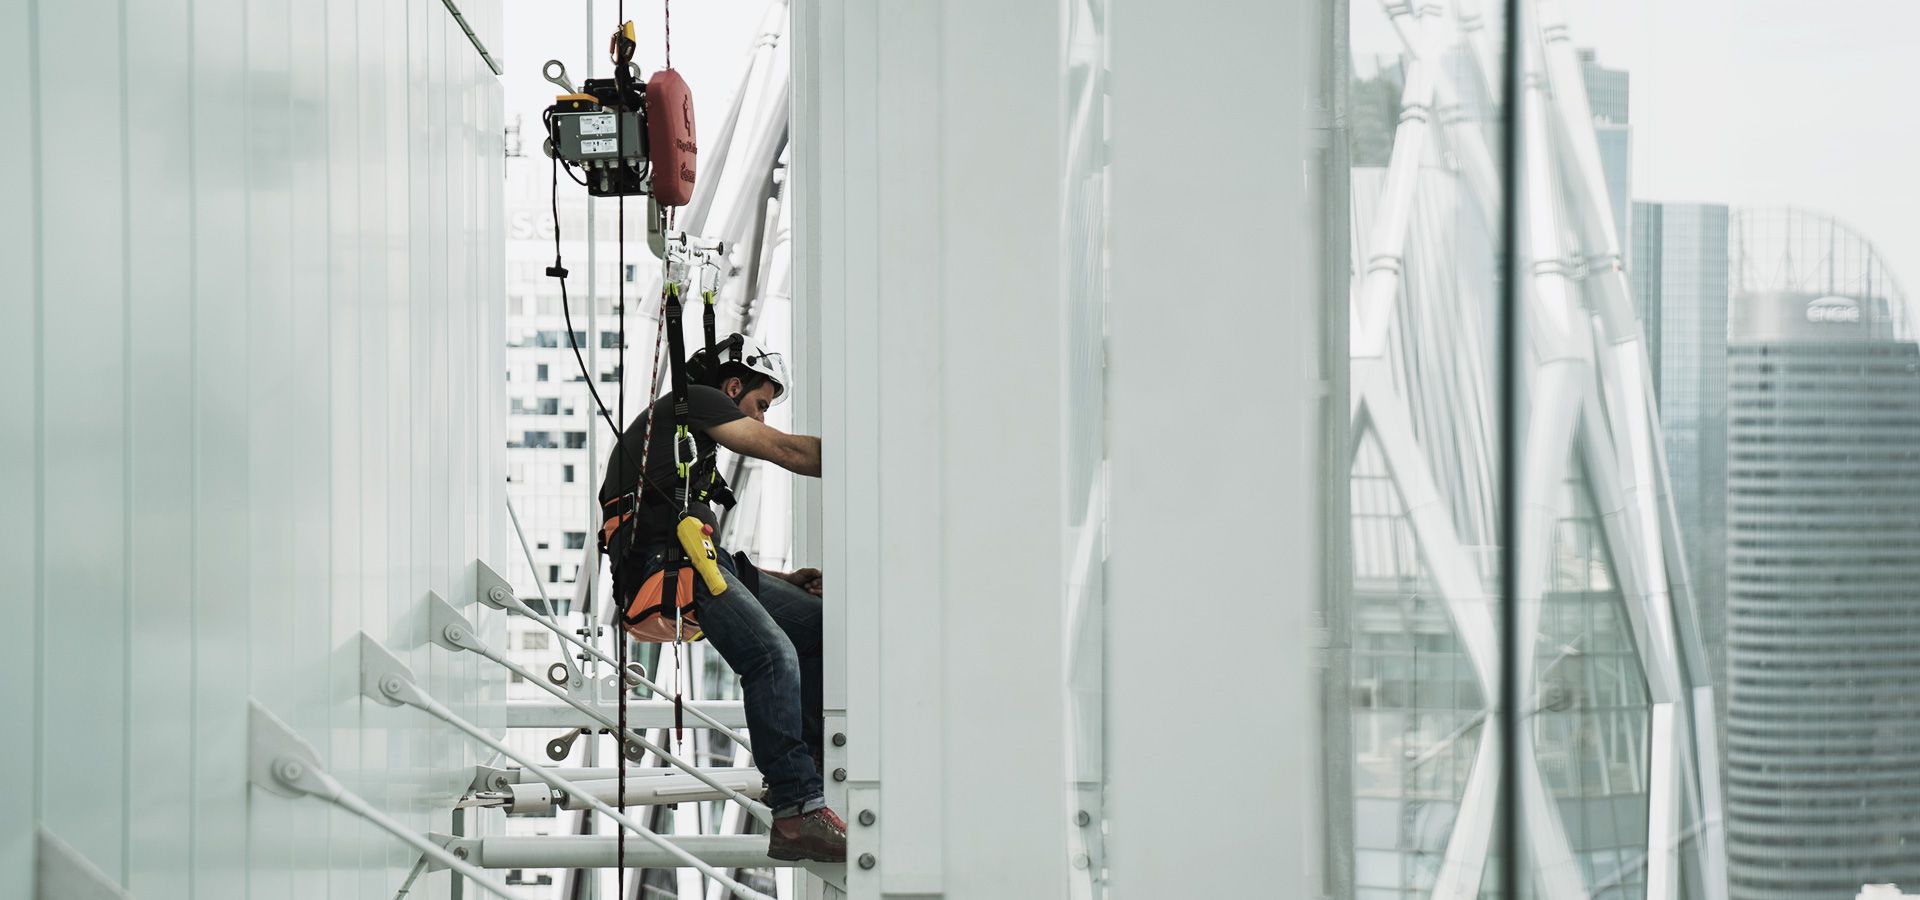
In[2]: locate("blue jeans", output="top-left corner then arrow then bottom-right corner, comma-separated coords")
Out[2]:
618,546 -> 825,817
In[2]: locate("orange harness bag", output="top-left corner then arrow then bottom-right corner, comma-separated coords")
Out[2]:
604,504 -> 717,644
621,566 -> 703,643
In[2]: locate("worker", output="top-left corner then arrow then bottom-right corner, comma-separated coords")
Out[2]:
597,334 -> 845,863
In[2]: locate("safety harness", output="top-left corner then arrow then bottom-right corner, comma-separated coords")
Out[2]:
601,255 -> 738,642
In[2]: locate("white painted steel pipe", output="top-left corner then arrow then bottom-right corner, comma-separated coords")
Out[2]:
480,561 -> 759,750
446,834 -> 783,871
505,699 -> 747,730
358,634 -> 779,900
1349,55 -> 1436,360
504,770 -> 766,816
430,597 -> 769,823
248,702 -> 535,900
490,764 -> 759,785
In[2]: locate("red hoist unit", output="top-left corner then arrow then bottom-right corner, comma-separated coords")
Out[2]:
541,21 -> 696,206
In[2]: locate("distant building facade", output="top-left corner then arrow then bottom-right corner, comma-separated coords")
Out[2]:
1724,209 -> 1920,900
503,154 -> 640,613
1632,201 -> 1732,745
1580,49 -> 1631,243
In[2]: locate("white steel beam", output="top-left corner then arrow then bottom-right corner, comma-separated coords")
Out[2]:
1430,732 -> 1500,899
1108,1 -> 1319,898
493,770 -> 765,816
504,700 -> 747,731
1382,0 -> 1501,216
437,834 -> 840,889
1351,55 -> 1438,360
800,0 -> 1076,896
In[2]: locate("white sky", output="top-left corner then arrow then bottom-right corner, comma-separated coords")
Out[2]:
1356,0 -> 1920,292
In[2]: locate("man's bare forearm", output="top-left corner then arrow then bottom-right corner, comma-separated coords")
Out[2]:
784,435 -> 823,477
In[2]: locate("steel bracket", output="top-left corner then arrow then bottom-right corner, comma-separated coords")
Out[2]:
475,559 -> 517,612
360,633 -> 427,708
248,701 -> 340,802
472,764 -> 517,794
36,827 -> 134,900
430,591 -> 489,655
427,833 -> 482,872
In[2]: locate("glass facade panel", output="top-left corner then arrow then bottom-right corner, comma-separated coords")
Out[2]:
1337,2 -> 1737,898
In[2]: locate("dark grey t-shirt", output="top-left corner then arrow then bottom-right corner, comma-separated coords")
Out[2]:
598,385 -> 745,548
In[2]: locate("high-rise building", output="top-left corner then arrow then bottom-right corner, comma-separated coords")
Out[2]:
1724,209 -> 1920,900
503,153 -> 637,614
1580,49 -> 1632,243
1633,200 -> 1732,741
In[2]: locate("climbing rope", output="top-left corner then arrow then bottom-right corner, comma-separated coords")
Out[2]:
546,5 -> 698,887
615,2 -> 628,893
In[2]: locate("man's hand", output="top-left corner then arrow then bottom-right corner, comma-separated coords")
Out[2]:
780,567 -> 824,597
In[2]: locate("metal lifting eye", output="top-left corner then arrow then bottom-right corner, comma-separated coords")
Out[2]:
546,728 -> 585,762
542,59 -> 576,95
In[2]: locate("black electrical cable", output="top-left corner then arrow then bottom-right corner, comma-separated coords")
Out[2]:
552,153 -> 630,447
543,109 -> 591,187
547,139 -> 684,507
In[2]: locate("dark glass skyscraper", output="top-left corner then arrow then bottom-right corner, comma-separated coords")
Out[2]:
1633,201 -> 1732,744
1723,209 -> 1920,900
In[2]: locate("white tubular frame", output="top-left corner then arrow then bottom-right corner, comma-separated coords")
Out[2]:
434,833 -> 843,890
247,702 -> 537,900
476,560 -> 760,752
1350,0 -> 1729,897
494,770 -> 766,816
357,634 -> 780,900
428,593 -> 771,824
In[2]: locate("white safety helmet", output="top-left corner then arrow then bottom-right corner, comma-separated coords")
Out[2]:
697,333 -> 792,407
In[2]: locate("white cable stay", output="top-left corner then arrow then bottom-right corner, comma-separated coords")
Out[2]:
491,513 -> 761,751
428,591 -> 772,825
356,633 -> 780,900
247,701 -> 537,900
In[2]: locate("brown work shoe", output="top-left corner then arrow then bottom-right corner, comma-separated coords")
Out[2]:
768,806 -> 848,863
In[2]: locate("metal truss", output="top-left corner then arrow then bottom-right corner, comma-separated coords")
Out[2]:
1348,0 -> 1728,897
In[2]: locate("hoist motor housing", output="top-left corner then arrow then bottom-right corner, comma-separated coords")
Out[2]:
543,69 -> 696,204
551,108 -> 647,182
547,76 -> 651,198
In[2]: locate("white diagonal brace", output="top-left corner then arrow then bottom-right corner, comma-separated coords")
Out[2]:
357,634 -> 780,900
474,563 -> 759,751
427,594 -> 770,823
247,701 -> 535,900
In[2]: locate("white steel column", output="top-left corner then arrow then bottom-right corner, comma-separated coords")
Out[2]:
796,0 -> 1073,897
1106,1 -> 1320,898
